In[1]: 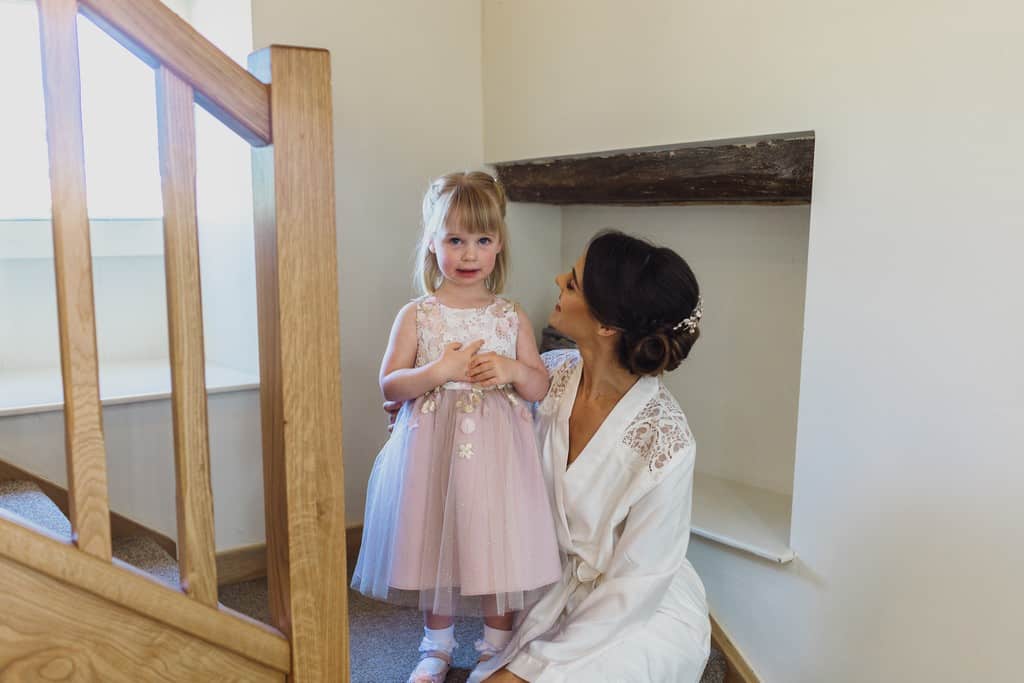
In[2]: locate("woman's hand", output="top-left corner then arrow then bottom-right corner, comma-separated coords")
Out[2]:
468,352 -> 521,387
434,339 -> 486,384
383,400 -> 402,432
486,669 -> 527,683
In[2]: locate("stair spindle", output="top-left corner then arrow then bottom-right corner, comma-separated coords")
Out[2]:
36,0 -> 112,562
156,65 -> 219,606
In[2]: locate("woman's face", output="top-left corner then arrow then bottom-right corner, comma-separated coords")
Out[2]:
550,251 -> 597,340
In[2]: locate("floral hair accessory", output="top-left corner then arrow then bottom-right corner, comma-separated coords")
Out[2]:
672,296 -> 703,334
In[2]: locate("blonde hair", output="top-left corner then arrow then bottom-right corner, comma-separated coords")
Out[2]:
415,171 -> 510,295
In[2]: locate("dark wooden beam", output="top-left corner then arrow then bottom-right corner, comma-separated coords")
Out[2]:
494,137 -> 814,205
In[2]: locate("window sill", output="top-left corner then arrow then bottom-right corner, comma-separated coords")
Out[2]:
691,471 -> 795,563
0,218 -> 164,259
0,361 -> 259,417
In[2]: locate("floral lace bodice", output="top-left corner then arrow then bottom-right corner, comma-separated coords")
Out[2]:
414,296 -> 519,373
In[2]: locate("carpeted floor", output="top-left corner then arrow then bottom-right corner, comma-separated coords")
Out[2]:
218,580 -> 728,683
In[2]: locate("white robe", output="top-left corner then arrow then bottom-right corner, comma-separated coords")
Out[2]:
471,350 -> 711,683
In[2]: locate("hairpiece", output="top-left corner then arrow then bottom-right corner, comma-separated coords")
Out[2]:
672,296 -> 703,334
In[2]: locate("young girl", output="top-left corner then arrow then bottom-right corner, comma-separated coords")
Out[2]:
351,171 -> 562,683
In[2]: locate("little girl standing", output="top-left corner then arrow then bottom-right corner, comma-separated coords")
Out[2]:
351,171 -> 561,683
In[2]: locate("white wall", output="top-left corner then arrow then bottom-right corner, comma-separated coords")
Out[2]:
250,0 -> 562,524
503,201 -> 563,337
561,206 -> 809,497
0,393 -> 264,549
485,1 -> 1024,680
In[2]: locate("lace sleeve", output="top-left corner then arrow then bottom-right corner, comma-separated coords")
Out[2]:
622,385 -> 695,472
536,350 -> 580,415
540,349 -> 579,377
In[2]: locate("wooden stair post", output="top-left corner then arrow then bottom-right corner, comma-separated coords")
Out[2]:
249,45 -> 349,682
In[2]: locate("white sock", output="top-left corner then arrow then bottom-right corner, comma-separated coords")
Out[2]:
414,625 -> 456,677
482,624 -> 512,650
423,625 -> 456,651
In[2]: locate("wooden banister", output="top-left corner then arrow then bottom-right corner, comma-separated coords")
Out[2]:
36,0 -> 112,563
26,3 -> 349,678
156,65 -> 219,606
77,0 -> 272,146
0,510 -> 291,674
250,45 -> 349,682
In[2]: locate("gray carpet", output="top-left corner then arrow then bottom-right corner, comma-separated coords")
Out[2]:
112,535 -> 181,588
0,480 -> 72,537
217,579 -> 728,683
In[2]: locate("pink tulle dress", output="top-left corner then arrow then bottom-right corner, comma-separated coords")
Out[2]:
351,296 -> 562,616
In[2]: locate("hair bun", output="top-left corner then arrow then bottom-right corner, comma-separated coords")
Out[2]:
626,328 -> 696,375
582,230 -> 701,376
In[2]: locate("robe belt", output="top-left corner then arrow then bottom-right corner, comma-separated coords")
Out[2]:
566,554 -> 602,611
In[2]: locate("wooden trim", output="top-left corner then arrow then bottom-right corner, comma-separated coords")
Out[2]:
156,65 -> 219,606
711,614 -> 760,683
36,0 -> 112,562
0,457 -> 178,558
0,554 -> 285,682
216,543 -> 267,586
494,136 -> 814,205
0,510 -> 290,673
77,0 -> 272,146
250,45 -> 348,682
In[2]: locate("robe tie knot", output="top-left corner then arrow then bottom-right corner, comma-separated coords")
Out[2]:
569,554 -> 601,584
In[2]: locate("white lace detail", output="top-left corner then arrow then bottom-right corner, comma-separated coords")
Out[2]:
541,349 -> 579,377
538,350 -> 580,415
622,384 -> 693,471
414,296 -> 518,372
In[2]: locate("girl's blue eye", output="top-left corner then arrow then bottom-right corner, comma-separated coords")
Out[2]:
478,237 -> 492,246
448,237 -> 462,245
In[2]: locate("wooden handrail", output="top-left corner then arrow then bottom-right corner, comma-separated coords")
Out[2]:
37,0 -> 113,562
0,510 -> 291,673
77,0 -> 272,146
156,65 -> 219,606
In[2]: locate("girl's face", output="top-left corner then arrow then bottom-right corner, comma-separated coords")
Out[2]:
550,251 -> 599,340
430,222 -> 502,290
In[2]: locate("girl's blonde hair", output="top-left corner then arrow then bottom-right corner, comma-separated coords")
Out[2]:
415,171 -> 510,295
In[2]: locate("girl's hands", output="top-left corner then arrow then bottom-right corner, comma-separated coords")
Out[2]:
434,339 -> 486,384
468,352 -> 520,388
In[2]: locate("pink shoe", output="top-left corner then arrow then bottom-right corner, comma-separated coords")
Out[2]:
407,650 -> 453,683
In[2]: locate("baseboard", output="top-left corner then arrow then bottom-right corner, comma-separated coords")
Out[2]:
710,614 -> 760,683
0,457 -> 178,559
346,524 -> 362,576
215,543 -> 267,586
216,525 -> 362,587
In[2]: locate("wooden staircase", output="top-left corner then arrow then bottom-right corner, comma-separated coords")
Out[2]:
0,0 -> 347,680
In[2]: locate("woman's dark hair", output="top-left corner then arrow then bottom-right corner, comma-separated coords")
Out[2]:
583,230 -> 701,376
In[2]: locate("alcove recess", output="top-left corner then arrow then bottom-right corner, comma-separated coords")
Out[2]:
499,132 -> 814,563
